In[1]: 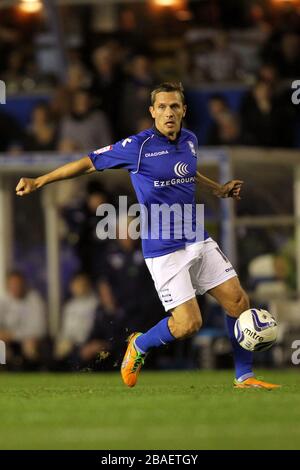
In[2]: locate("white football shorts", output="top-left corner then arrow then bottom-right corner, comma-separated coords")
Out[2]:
145,238 -> 237,311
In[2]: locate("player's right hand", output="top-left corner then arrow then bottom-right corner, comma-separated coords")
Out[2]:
15,177 -> 37,196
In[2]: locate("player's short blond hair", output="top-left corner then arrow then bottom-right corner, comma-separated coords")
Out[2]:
150,82 -> 185,106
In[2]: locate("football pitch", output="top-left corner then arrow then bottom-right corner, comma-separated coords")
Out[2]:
0,370 -> 299,450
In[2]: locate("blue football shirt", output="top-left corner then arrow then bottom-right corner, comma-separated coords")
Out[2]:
89,127 -> 209,258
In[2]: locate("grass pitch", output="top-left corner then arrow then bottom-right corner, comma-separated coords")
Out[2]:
0,370 -> 299,450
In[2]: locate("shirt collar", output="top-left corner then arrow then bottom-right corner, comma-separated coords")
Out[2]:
152,125 -> 182,144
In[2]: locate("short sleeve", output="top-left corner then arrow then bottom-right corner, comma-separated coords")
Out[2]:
190,132 -> 199,158
89,136 -> 140,172
191,131 -> 198,150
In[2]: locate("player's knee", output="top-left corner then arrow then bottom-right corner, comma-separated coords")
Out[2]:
229,290 -> 249,317
170,299 -> 202,338
170,313 -> 202,339
239,290 -> 250,313
192,316 -> 203,333
183,315 -> 202,336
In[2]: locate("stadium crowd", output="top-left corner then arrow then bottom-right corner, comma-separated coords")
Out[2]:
0,1 -> 300,151
0,1 -> 299,371
0,226 -> 165,371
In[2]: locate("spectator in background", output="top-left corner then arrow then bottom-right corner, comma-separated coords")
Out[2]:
3,46 -> 44,93
0,271 -> 46,369
196,31 -> 241,82
90,45 -> 124,138
23,103 -> 57,152
79,280 -> 127,370
50,62 -> 91,120
66,62 -> 91,92
58,88 -> 112,152
205,94 -> 230,144
0,26 -> 20,76
263,32 -> 300,80
119,55 -> 155,136
62,180 -> 111,280
3,49 -> 25,93
241,79 -> 296,147
54,273 -> 97,367
241,80 -> 274,146
206,110 -> 242,146
257,63 -> 279,89
0,109 -> 24,152
174,44 -> 193,85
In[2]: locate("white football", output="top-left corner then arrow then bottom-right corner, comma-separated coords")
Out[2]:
234,308 -> 278,352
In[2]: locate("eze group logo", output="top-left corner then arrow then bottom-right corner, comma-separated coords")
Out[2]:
174,161 -> 189,177
0,340 -> 6,365
0,80 -> 6,104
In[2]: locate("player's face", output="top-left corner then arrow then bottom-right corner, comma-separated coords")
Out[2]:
149,91 -> 187,140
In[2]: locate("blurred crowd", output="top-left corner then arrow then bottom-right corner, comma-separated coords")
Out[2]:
0,1 -> 300,151
0,195 -> 166,371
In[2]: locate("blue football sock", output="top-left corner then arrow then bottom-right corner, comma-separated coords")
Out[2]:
226,315 -> 254,382
135,317 -> 175,354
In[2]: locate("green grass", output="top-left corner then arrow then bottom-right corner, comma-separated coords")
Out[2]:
0,370 -> 299,450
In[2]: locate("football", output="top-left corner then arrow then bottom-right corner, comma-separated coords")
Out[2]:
234,308 -> 278,352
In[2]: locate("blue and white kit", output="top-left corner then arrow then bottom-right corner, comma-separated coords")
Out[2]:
89,127 -> 236,310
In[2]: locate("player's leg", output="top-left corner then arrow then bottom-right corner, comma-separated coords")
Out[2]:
191,239 -> 280,390
188,240 -> 253,381
168,297 -> 202,338
136,296 -> 202,350
208,277 -> 280,389
121,264 -> 202,387
135,296 -> 201,353
121,297 -> 202,387
207,276 -> 254,383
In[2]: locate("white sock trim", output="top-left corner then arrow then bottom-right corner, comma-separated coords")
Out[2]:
237,372 -> 255,382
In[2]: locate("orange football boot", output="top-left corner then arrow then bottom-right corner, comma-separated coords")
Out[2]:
234,377 -> 281,390
121,332 -> 146,387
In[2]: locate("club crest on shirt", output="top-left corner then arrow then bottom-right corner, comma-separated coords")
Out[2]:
188,140 -> 196,157
94,145 -> 113,154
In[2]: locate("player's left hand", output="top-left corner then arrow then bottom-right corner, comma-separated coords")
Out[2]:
214,180 -> 244,200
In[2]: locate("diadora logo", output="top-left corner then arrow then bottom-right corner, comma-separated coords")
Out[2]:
145,150 -> 169,158
174,161 -> 189,177
188,140 -> 196,156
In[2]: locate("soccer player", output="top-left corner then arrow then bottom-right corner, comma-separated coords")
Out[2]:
16,82 -> 280,390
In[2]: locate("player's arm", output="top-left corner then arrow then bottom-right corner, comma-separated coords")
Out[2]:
196,171 -> 243,200
15,156 -> 95,196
